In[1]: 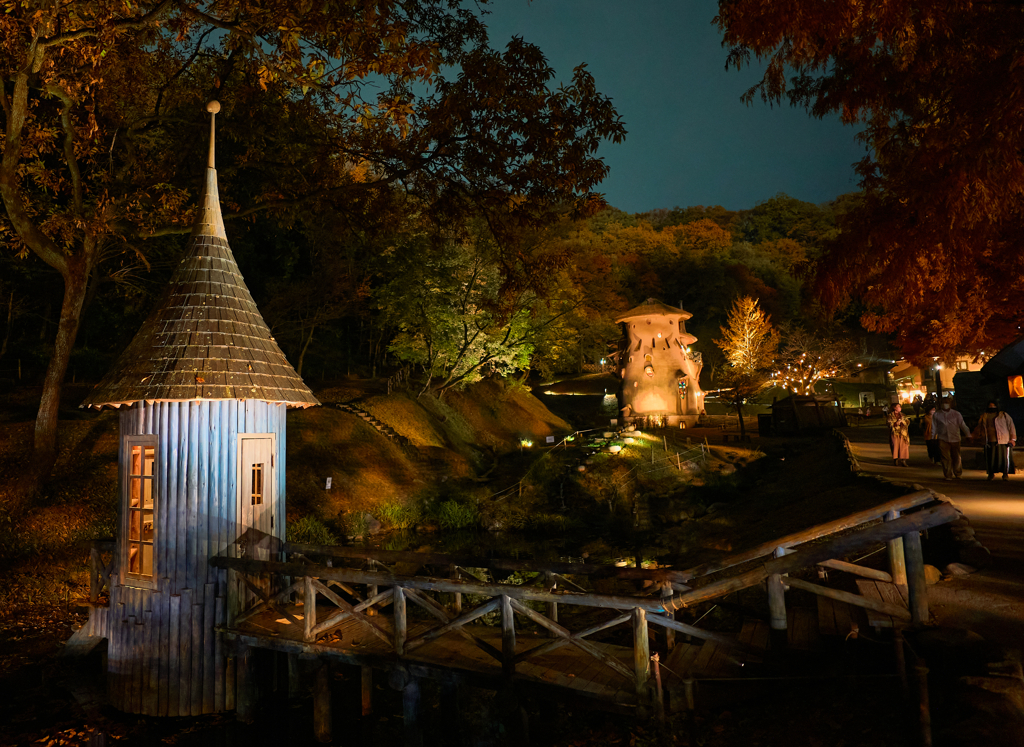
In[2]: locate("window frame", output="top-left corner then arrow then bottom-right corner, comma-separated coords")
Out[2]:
122,434 -> 159,590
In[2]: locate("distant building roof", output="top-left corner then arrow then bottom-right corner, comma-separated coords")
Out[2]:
81,104 -> 319,410
981,336 -> 1024,383
614,298 -> 693,323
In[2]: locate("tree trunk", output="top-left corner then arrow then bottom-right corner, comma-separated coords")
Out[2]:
25,256 -> 90,496
735,401 -> 746,440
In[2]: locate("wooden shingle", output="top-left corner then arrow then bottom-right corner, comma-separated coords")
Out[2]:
82,140 -> 319,411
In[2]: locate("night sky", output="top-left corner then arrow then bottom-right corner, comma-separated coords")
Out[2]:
482,0 -> 867,213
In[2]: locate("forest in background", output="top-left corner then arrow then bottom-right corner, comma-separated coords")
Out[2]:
0,189 -> 879,396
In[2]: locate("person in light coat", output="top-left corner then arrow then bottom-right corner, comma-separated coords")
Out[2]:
887,403 -> 911,466
972,400 -> 1017,481
931,398 -> 971,480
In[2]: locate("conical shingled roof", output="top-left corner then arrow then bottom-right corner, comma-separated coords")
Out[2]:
82,104 -> 319,410
614,298 -> 693,323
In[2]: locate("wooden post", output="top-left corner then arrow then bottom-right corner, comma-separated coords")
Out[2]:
451,566 -> 462,615
313,662 -> 332,744
361,666 -> 373,717
403,678 -> 423,747
767,572 -> 787,630
501,595 -> 516,680
660,583 -> 675,650
632,607 -> 650,703
367,582 -> 378,616
886,510 -> 908,586
916,663 -> 932,747
894,627 -> 908,700
651,652 -> 666,727
287,654 -> 302,698
904,530 -> 929,625
544,572 -> 558,637
303,576 -> 315,642
394,585 -> 407,656
236,643 -> 255,724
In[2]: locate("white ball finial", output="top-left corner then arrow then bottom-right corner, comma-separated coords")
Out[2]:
206,100 -> 221,114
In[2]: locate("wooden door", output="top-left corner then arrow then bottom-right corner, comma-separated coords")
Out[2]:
237,435 -> 275,610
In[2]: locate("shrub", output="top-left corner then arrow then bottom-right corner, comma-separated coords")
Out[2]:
287,515 -> 341,546
434,499 -> 479,530
377,501 -> 421,530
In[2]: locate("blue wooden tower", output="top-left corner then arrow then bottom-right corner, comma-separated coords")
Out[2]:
74,102 -> 319,715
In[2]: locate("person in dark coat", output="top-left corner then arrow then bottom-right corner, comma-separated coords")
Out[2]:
972,400 -> 1017,481
922,405 -> 941,464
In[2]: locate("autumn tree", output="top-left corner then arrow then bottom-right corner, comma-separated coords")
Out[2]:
714,296 -> 779,438
0,0 -> 625,489
774,327 -> 857,396
716,1 -> 1024,362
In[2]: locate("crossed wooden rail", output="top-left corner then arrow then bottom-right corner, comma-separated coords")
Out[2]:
214,554 -> 737,701
84,539 -> 116,605
210,489 -> 959,707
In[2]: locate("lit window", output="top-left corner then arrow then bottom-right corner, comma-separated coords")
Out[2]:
124,437 -> 157,587
1010,376 -> 1024,399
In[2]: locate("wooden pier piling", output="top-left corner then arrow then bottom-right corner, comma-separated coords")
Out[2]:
313,662 -> 332,743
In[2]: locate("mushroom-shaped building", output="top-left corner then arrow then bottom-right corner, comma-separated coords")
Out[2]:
74,103 -> 319,716
615,299 -> 704,426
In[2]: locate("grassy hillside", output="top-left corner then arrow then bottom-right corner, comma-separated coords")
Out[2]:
0,377 -> 570,607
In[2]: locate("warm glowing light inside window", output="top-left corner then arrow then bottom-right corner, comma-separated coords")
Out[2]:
127,444 -> 156,579
1009,376 -> 1024,399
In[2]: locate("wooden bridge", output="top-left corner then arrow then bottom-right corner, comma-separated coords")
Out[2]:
86,489 -> 957,743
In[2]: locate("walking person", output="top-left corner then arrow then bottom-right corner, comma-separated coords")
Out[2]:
922,404 -> 942,464
932,397 -> 971,480
972,400 -> 1016,480
887,403 -> 911,466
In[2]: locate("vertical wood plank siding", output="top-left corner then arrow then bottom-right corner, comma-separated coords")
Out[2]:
99,399 -> 287,715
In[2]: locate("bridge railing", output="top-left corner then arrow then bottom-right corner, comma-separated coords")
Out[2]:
211,489 -> 958,703
83,538 -> 116,605
212,551 -> 751,704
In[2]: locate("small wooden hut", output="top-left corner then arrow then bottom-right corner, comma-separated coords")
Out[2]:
615,299 -> 704,426
72,102 -> 319,716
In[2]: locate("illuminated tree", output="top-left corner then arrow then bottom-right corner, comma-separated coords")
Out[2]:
715,296 -> 780,371
714,296 -> 779,438
774,327 -> 857,396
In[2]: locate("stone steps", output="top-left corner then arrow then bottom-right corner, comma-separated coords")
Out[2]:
333,402 -> 412,448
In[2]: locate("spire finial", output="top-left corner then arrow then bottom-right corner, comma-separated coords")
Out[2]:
206,100 -> 221,169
